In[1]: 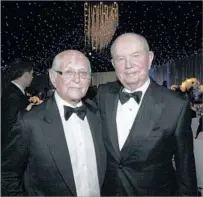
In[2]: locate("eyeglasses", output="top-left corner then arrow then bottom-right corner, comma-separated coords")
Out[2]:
53,69 -> 92,79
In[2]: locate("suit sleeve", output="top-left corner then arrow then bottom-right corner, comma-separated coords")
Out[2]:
174,101 -> 198,195
1,113 -> 30,196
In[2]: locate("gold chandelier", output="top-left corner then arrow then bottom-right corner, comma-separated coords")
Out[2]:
84,2 -> 119,52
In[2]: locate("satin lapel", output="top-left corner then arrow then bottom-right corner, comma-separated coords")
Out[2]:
41,97 -> 76,196
104,87 -> 121,161
120,81 -> 165,162
85,100 -> 104,187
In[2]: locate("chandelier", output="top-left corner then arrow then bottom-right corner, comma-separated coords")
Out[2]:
84,2 -> 119,52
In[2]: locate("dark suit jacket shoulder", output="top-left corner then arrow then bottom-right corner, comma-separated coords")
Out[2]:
97,80 -> 190,111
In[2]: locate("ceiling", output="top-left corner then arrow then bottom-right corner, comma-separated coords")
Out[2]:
1,1 -> 202,74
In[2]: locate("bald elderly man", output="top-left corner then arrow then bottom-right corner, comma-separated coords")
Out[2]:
96,33 -> 197,196
2,50 -> 106,196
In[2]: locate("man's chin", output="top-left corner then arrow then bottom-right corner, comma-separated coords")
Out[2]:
69,94 -> 83,101
125,78 -> 139,85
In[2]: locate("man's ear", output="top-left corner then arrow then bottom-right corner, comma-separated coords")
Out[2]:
111,59 -> 115,68
49,69 -> 57,88
148,51 -> 154,70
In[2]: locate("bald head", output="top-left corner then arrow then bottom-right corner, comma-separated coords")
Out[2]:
52,50 -> 91,72
110,33 -> 150,58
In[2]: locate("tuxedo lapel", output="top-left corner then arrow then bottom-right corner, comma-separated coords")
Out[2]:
41,97 -> 76,196
120,80 -> 165,161
104,83 -> 121,161
84,99 -> 104,187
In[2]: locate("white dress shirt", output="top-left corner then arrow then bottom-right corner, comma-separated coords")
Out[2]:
55,92 -> 100,196
116,78 -> 150,150
11,81 -> 25,95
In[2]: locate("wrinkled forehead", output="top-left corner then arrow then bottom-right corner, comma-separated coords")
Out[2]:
113,35 -> 149,56
58,51 -> 89,70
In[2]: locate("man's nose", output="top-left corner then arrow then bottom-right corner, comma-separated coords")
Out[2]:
73,72 -> 81,83
125,60 -> 133,69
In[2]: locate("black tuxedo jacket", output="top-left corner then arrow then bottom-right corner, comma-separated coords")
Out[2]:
1,96 -> 106,196
96,80 -> 197,196
1,83 -> 29,148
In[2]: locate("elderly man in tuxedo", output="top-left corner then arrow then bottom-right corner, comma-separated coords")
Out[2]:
1,60 -> 34,148
96,33 -> 197,196
2,50 -> 106,196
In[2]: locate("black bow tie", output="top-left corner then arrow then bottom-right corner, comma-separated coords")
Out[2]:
119,91 -> 142,104
64,105 -> 86,120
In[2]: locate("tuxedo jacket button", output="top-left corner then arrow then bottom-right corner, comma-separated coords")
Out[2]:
118,164 -> 122,168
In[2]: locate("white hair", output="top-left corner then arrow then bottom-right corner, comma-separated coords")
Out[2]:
51,50 -> 92,73
110,33 -> 150,57
51,54 -> 62,70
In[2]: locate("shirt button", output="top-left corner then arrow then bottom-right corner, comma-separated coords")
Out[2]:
129,108 -> 132,111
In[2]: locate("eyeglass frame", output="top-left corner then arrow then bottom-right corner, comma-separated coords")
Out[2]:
52,69 -> 93,79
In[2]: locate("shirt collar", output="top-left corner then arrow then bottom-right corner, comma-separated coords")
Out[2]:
123,78 -> 150,97
54,91 -> 82,109
11,81 -> 25,95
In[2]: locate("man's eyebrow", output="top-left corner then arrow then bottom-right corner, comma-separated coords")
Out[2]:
114,55 -> 124,58
131,51 -> 141,54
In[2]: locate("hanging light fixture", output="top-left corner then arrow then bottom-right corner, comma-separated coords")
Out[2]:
84,2 -> 119,52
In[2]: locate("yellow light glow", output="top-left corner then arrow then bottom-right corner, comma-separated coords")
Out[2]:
84,2 -> 119,52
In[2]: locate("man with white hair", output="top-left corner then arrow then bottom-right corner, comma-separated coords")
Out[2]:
2,50 -> 106,196
96,33 -> 197,196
